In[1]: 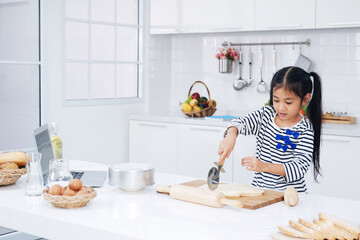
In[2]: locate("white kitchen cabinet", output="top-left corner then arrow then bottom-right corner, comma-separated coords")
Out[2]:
305,135 -> 360,201
316,0 -> 360,29
150,0 -> 180,34
177,124 -> 233,182
196,0 -> 255,33
129,120 -> 178,174
150,0 -> 254,34
232,135 -> 257,184
255,0 -> 315,31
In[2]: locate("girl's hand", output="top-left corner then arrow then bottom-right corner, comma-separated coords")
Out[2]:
218,128 -> 238,165
241,157 -> 267,172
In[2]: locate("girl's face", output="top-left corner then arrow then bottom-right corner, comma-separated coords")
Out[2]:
272,87 -> 305,124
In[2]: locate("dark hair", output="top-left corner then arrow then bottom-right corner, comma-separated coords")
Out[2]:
269,66 -> 322,181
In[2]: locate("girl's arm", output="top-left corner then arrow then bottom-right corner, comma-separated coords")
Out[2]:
218,127 -> 238,164
241,157 -> 286,176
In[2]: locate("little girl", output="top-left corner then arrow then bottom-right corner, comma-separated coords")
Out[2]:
218,66 -> 322,192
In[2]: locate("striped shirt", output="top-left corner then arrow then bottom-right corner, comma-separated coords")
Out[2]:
228,105 -> 314,193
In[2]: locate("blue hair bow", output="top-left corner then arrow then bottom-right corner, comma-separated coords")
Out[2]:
276,143 -> 288,152
276,135 -> 292,145
276,142 -> 297,152
285,129 -> 299,139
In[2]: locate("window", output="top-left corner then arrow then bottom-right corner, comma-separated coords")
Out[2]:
0,0 -> 40,151
63,0 -> 144,105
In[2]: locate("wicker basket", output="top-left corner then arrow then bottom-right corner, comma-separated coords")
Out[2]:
182,81 -> 217,117
0,168 -> 27,186
43,186 -> 96,208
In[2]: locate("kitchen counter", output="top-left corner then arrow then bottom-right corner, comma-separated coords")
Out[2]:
130,111 -> 360,137
0,160 -> 359,240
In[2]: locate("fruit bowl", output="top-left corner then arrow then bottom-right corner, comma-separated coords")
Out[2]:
181,81 -> 217,118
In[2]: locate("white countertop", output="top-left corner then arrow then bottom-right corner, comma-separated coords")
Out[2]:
130,111 -> 360,137
0,160 -> 359,240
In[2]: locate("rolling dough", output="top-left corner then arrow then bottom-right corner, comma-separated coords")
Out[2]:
198,183 -> 264,197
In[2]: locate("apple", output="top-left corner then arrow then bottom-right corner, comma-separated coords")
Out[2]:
191,92 -> 200,100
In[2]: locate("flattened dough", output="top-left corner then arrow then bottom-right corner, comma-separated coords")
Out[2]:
199,183 -> 264,197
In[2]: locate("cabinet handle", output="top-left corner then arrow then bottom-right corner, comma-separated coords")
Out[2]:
321,136 -> 351,143
158,29 -> 178,33
328,22 -> 360,26
176,28 -> 189,32
209,27 -> 242,31
139,123 -> 166,128
266,24 -> 302,29
189,127 -> 220,133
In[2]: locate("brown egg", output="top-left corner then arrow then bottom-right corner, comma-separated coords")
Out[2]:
63,188 -> 76,196
49,184 -> 62,195
68,179 -> 82,191
76,188 -> 90,195
61,186 -> 66,195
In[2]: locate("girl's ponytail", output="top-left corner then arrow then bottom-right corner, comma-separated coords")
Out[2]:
307,72 -> 322,181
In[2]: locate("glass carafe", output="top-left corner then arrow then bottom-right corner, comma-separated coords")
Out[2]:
25,152 -> 44,196
47,159 -> 73,187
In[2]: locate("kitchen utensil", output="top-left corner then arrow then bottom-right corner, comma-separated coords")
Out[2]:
157,180 -> 284,210
233,49 -> 246,90
207,161 -> 225,190
156,184 -> 243,209
272,46 -> 277,76
108,163 -> 154,191
294,44 -> 312,72
245,48 -> 253,87
257,47 -> 267,93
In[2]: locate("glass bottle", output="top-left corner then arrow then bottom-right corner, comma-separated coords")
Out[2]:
47,158 -> 73,187
50,122 -> 63,159
25,152 -> 44,196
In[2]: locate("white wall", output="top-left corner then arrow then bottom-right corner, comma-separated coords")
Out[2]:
149,29 -> 360,121
41,0 -> 150,164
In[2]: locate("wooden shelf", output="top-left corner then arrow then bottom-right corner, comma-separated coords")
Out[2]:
322,115 -> 356,124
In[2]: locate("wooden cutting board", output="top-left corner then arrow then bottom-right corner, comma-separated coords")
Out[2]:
158,180 -> 284,210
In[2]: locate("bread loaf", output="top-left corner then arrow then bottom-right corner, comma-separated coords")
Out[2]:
0,151 -> 27,166
0,162 -> 19,170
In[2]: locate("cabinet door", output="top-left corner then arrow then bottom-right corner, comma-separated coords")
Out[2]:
150,0 -> 180,34
178,125 -> 233,183
305,135 -> 360,201
198,0 -> 255,32
129,120 -> 178,174
255,0 -> 315,30
316,0 -> 360,28
232,135 -> 257,184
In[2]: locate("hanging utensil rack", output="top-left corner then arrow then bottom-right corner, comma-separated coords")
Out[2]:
222,39 -> 311,47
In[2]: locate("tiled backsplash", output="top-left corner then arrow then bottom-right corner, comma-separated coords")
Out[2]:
149,28 -> 360,118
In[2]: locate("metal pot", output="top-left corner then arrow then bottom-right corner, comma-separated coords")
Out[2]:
108,163 -> 154,191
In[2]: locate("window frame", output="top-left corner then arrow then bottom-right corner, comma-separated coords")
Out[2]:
61,0 -> 145,106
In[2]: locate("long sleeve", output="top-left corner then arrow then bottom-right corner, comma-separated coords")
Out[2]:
283,130 -> 314,183
227,107 -> 267,136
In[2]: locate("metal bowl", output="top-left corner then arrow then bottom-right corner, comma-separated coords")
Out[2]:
108,163 -> 154,191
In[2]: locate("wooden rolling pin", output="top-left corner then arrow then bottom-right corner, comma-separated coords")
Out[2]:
156,184 -> 243,209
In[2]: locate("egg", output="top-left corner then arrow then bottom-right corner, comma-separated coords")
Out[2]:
76,188 -> 90,195
49,184 -> 62,195
63,188 -> 76,196
68,179 -> 82,191
61,186 -> 66,195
